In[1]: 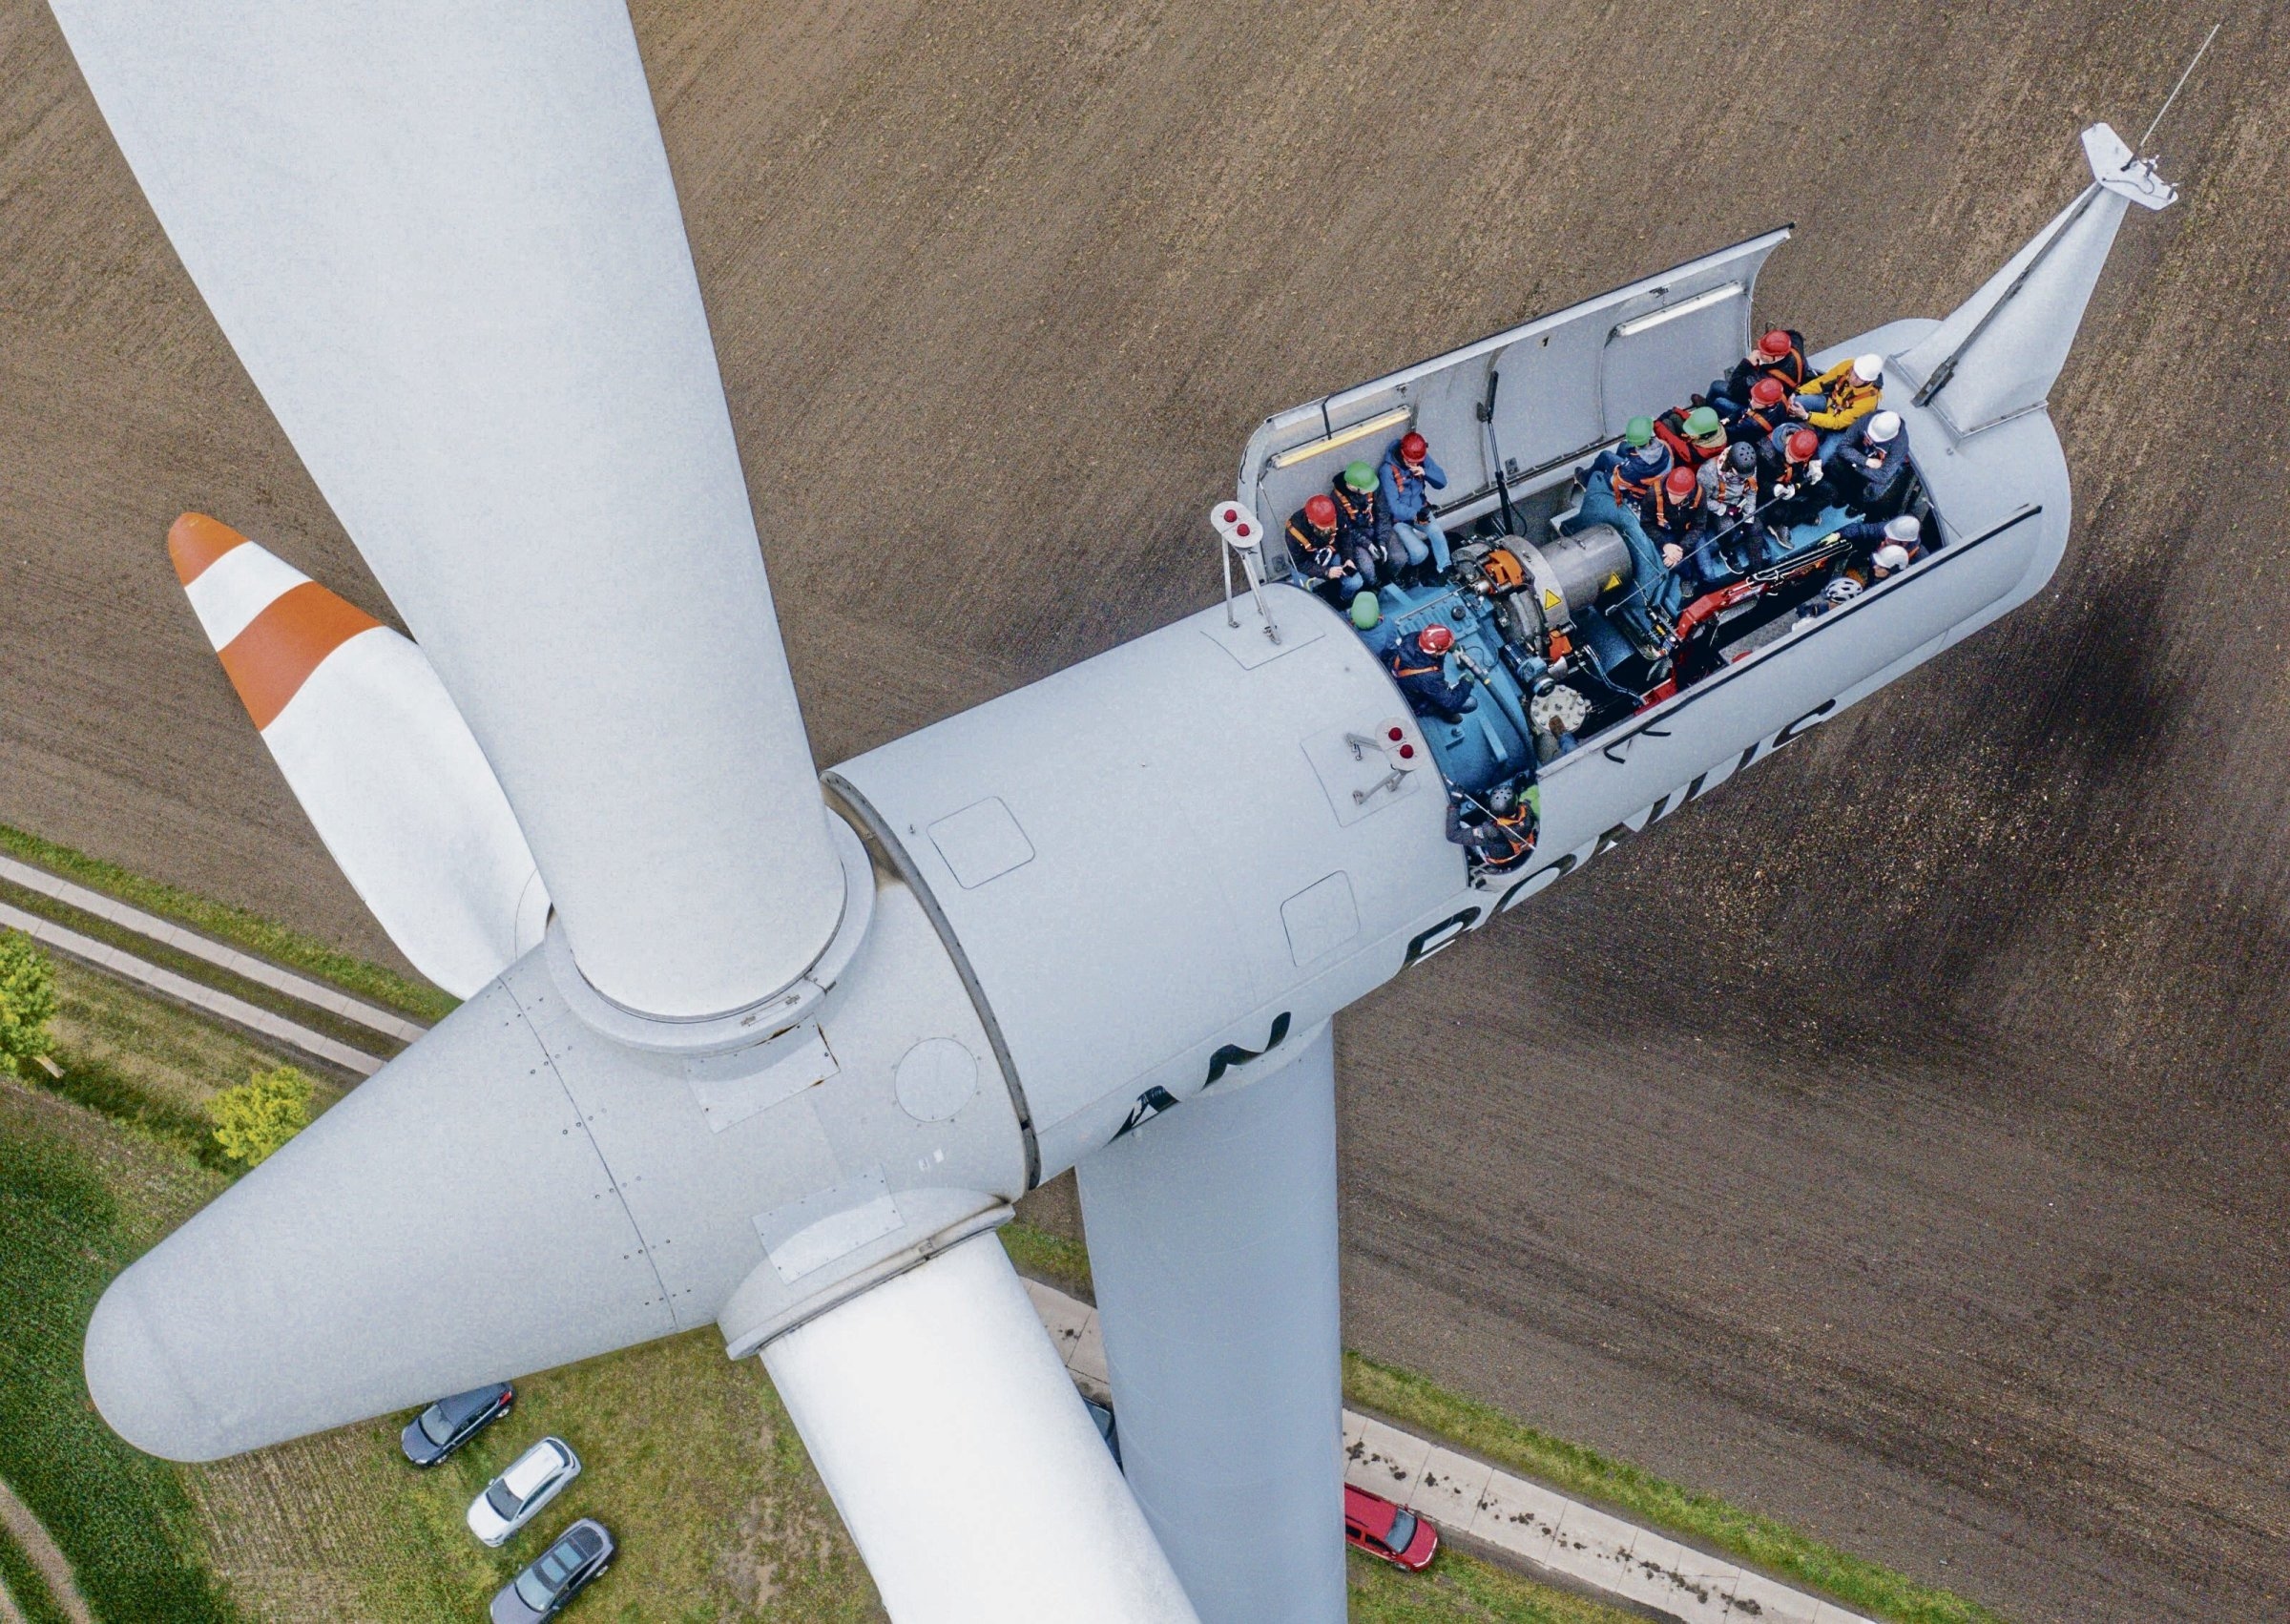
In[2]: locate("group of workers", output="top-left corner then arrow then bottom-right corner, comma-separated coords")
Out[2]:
1273,327 -> 1931,883
1283,431 -> 1454,603
1563,327 -> 1920,651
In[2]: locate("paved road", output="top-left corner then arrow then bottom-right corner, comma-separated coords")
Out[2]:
1,2 -> 2283,1618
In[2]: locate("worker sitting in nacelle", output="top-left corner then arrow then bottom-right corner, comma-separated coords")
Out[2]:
1827,410 -> 1911,519
1723,376 -> 1801,450
1560,418 -> 1681,648
1285,493 -> 1364,603
1386,623 -> 1477,725
1798,352 -> 1885,450
1377,431 -> 1450,588
1704,325 -> 1813,414
1330,462 -> 1388,593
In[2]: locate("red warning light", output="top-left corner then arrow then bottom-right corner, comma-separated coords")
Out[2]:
1387,726 -> 1404,741
1399,744 -> 1416,759
1219,507 -> 1239,524
1235,523 -> 1252,538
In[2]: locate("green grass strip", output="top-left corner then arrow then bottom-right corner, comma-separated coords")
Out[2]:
999,1219 -> 1093,1295
1344,1352 -> 2011,1624
0,1107 -> 239,1622
1349,1545 -> 1641,1622
1,879 -> 406,1060
32,1047 -> 226,1170
0,1522 -> 75,1624
0,822 -> 452,1023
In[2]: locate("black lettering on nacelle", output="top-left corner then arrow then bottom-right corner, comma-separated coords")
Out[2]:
1204,1010 -> 1293,1087
1402,697 -> 1849,974
1492,853 -> 1575,914
1402,907 -> 1482,968
1773,698 -> 1837,748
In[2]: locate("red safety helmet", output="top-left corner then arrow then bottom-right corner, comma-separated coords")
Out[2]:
1418,624 -> 1456,655
1303,493 -> 1338,529
1663,466 -> 1697,501
1758,327 -> 1795,359
1749,376 -> 1787,407
1786,427 -> 1821,462
1398,431 -> 1429,465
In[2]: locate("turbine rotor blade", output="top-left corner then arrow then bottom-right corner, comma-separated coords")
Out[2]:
1075,1024 -> 1345,1622
762,1237 -> 1201,1624
169,515 -> 546,997
51,0 -> 844,1016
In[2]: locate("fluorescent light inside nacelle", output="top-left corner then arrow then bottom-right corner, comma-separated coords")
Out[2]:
1613,281 -> 1744,338
1268,406 -> 1414,469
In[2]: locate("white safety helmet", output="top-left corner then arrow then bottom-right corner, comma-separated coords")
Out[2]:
1822,576 -> 1864,606
1851,353 -> 1884,384
1872,544 -> 1911,573
1865,410 -> 1903,443
1884,514 -> 1921,544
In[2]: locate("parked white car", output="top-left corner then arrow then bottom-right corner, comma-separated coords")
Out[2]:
468,1437 -> 581,1548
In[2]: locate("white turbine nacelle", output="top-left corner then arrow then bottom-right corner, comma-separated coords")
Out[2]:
49,0 -> 2173,1612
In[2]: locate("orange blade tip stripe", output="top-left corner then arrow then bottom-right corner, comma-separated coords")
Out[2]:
218,580 -> 384,730
169,513 -> 250,586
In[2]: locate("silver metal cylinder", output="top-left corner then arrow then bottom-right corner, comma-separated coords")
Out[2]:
1523,524 -> 1632,615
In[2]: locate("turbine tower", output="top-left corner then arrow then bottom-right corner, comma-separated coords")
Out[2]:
47,3 -> 2174,1619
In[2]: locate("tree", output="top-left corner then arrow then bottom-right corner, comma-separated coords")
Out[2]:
208,1065 -> 314,1169
0,928 -> 57,1079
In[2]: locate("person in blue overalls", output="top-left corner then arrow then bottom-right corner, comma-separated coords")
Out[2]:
1378,431 -> 1450,588
1561,416 -> 1677,648
1387,623 -> 1475,724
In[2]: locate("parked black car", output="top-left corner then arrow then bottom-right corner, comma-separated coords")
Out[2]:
490,1519 -> 614,1624
399,1381 -> 514,1467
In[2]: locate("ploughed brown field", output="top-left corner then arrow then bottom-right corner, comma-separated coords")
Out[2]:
2,2 -> 2283,1619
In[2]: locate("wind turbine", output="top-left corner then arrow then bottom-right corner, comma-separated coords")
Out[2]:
48,3 -> 2176,1620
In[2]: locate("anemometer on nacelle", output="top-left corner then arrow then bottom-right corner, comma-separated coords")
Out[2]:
48,0 -> 2184,1613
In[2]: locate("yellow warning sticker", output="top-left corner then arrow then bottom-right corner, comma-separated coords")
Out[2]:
1543,589 -> 1564,610
1604,573 -> 1623,591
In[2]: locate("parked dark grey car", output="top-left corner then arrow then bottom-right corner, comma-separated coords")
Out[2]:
398,1381 -> 513,1467
1083,1395 -> 1121,1468
489,1519 -> 614,1624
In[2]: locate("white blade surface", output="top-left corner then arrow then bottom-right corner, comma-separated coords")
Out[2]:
763,1237 -> 1200,1624
170,515 -> 546,997
50,0 -> 844,1016
1075,1024 -> 1345,1623
85,979 -> 677,1461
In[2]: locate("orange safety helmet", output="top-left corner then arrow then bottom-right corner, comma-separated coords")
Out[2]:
1749,376 -> 1787,407
1785,427 -> 1821,463
1417,624 -> 1456,655
1663,466 -> 1698,501
1303,493 -> 1338,530
1398,430 -> 1429,465
1757,327 -> 1795,359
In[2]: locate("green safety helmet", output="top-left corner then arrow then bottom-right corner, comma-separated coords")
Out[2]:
1349,590 -> 1382,630
1343,460 -> 1379,492
1683,406 -> 1724,440
1623,416 -> 1655,448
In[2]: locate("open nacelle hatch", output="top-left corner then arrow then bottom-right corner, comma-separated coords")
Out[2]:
1237,230 -> 1973,856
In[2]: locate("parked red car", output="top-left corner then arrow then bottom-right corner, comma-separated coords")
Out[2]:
1344,1485 -> 1439,1571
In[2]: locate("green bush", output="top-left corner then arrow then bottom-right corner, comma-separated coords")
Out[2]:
208,1064 -> 314,1168
0,928 -> 57,1078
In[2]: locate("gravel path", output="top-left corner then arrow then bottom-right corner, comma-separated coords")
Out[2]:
0,1480 -> 92,1624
